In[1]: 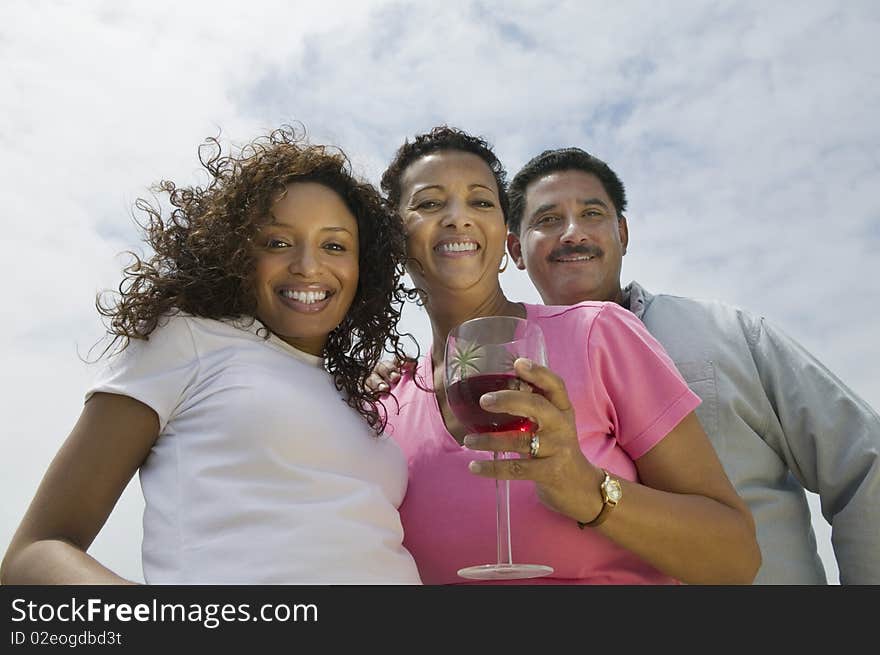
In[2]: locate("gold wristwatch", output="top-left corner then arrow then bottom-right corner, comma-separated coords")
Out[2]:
577,469 -> 622,529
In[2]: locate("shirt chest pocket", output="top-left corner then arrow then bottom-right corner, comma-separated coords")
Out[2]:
674,360 -> 721,459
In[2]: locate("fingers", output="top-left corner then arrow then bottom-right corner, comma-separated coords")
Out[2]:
365,359 -> 403,393
463,431 -> 533,456
512,358 -> 573,412
478,386 -> 554,429
376,359 -> 402,383
468,456 -> 548,480
365,372 -> 389,393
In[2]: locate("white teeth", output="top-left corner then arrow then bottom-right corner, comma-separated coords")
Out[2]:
438,241 -> 478,253
281,289 -> 328,304
558,255 -> 594,262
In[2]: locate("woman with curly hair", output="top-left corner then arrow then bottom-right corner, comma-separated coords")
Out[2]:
374,125 -> 759,585
1,126 -> 422,584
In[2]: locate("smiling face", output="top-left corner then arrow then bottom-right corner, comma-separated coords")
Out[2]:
252,182 -> 359,356
397,150 -> 507,301
508,169 -> 628,306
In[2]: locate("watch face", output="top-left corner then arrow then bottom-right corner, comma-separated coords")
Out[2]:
605,479 -> 622,503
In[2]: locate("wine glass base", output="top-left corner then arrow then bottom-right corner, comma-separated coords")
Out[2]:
457,563 -> 554,581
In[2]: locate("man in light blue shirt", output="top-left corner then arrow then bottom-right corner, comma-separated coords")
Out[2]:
505,147 -> 880,584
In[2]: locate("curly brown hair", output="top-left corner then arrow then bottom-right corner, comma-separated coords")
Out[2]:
97,125 -> 411,434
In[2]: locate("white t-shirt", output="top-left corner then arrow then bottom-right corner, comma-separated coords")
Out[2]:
87,314 -> 421,584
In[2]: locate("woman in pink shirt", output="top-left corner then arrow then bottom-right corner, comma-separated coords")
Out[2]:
377,126 -> 760,584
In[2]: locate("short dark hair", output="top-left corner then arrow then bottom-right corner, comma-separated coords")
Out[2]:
508,147 -> 627,234
380,125 -> 509,222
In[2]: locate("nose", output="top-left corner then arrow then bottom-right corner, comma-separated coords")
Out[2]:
440,197 -> 473,229
287,243 -> 320,277
560,214 -> 589,244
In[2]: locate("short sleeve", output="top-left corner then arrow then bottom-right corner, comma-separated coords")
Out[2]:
86,316 -> 200,432
588,303 -> 701,459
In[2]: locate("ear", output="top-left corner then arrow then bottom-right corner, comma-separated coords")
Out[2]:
618,215 -> 629,255
506,232 -> 527,270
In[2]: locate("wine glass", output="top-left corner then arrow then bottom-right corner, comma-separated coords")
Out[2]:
444,315 -> 554,580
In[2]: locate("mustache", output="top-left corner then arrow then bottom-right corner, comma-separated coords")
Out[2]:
548,244 -> 603,260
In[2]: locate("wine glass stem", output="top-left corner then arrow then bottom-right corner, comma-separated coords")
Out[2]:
495,451 -> 513,566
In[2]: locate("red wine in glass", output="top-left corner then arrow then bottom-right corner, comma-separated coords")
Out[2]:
446,373 -> 538,433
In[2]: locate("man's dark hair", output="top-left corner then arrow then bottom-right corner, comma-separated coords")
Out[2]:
507,147 -> 627,234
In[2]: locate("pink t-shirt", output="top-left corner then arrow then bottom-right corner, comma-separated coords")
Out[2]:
383,301 -> 701,584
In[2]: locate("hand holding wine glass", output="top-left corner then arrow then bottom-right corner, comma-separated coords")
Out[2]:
444,315 -> 554,580
463,356 -> 606,528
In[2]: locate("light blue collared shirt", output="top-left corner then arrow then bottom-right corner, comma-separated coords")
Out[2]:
625,281 -> 880,584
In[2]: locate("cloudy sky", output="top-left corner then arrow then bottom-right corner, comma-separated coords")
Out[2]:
2,0 -> 878,584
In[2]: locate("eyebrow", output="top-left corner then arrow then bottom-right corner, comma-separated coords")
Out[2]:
411,183 -> 496,195
265,221 -> 354,235
411,184 -> 443,194
529,197 -> 610,221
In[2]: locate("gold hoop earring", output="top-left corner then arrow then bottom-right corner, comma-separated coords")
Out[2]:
498,251 -> 509,273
